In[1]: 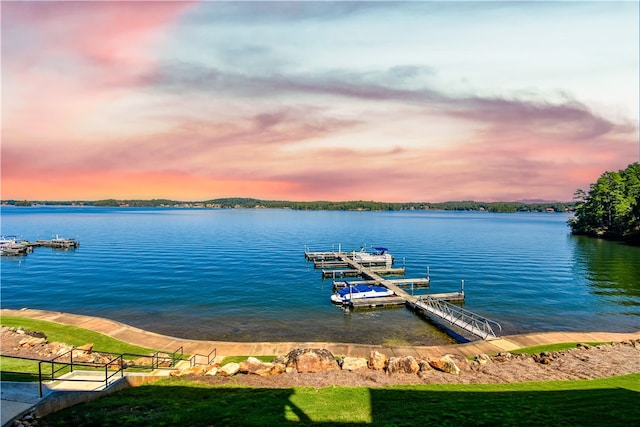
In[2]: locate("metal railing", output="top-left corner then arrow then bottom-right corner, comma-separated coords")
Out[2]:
38,350 -> 124,397
1,345 -> 187,398
414,296 -> 502,340
189,348 -> 217,367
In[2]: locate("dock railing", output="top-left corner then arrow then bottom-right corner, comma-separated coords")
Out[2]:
414,296 -> 502,340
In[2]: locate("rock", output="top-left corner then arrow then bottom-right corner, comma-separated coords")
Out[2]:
341,357 -> 368,371
493,352 -> 513,362
577,343 -> 591,350
169,365 -> 210,377
239,357 -> 277,376
76,343 -> 94,354
218,362 -> 241,376
18,336 -> 46,347
285,366 -> 296,374
429,354 -> 461,375
386,356 -> 419,375
284,348 -> 339,373
533,351 -> 562,364
368,351 -> 388,370
271,363 -> 286,375
205,366 -> 219,376
417,358 -> 432,372
474,354 -> 491,365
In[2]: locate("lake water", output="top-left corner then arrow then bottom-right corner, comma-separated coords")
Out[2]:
1,206 -> 639,346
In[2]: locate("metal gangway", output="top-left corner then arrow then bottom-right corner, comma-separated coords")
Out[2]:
412,296 -> 502,340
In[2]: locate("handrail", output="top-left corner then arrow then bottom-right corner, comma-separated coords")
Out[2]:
171,346 -> 184,367
5,345 -> 186,398
189,348 -> 217,367
414,296 -> 502,340
38,354 -> 125,398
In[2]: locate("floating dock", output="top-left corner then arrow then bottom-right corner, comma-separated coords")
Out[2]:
306,246 -> 502,340
1,235 -> 79,256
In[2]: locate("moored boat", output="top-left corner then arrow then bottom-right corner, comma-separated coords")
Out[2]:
330,282 -> 395,304
352,247 -> 394,267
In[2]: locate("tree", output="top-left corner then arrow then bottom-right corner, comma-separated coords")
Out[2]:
569,163 -> 640,244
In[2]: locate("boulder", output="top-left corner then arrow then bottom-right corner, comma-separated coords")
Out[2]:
341,357 -> 368,371
76,343 -> 94,354
386,356 -> 419,375
284,348 -> 339,373
205,366 -> 219,376
429,354 -> 461,375
18,336 -> 46,347
493,352 -> 513,362
474,354 -> 491,366
239,357 -> 278,376
168,365 -> 208,377
271,363 -> 286,375
417,358 -> 432,372
218,362 -> 241,376
368,351 -> 387,370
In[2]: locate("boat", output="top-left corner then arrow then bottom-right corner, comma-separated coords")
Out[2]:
352,247 -> 394,267
330,282 -> 395,304
0,236 -> 31,256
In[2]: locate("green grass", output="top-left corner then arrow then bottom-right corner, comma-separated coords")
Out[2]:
1,316 -> 165,379
37,374 -> 640,426
1,316 -> 157,354
510,342 -> 604,355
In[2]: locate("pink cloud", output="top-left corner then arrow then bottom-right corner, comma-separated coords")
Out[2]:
2,1 -> 195,140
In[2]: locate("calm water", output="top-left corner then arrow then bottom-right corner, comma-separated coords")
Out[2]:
1,206 -> 639,345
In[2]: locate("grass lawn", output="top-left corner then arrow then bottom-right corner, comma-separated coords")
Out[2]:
37,374 -> 640,426
1,316 -> 157,354
1,316 -> 164,380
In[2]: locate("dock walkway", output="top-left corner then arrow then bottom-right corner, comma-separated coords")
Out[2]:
307,249 -> 497,339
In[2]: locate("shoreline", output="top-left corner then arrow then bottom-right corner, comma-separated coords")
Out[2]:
3,308 -> 639,359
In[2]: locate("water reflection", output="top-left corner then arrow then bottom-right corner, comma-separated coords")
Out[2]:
572,235 -> 640,310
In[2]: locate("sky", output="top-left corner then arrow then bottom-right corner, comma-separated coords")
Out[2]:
2,1 -> 638,203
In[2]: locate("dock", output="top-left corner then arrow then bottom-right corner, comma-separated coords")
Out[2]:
322,266 -> 405,278
333,278 -> 431,290
1,235 -> 79,256
306,246 -> 502,340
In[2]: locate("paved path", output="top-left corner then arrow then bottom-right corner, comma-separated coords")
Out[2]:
3,308 -> 639,360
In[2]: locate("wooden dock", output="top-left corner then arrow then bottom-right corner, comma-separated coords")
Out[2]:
306,247 -> 502,340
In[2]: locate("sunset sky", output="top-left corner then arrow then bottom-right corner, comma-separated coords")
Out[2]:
2,1 -> 638,202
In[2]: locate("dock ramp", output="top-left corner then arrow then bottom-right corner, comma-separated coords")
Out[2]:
410,296 -> 502,340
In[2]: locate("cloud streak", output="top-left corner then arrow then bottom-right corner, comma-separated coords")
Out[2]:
1,1 -> 637,202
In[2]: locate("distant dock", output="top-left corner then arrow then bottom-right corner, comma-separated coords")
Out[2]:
306,246 -> 501,340
1,235 -> 79,256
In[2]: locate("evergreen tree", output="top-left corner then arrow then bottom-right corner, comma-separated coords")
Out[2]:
569,163 -> 640,244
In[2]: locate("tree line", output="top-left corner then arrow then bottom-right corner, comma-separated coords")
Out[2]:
568,162 -> 640,245
3,198 -> 573,213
